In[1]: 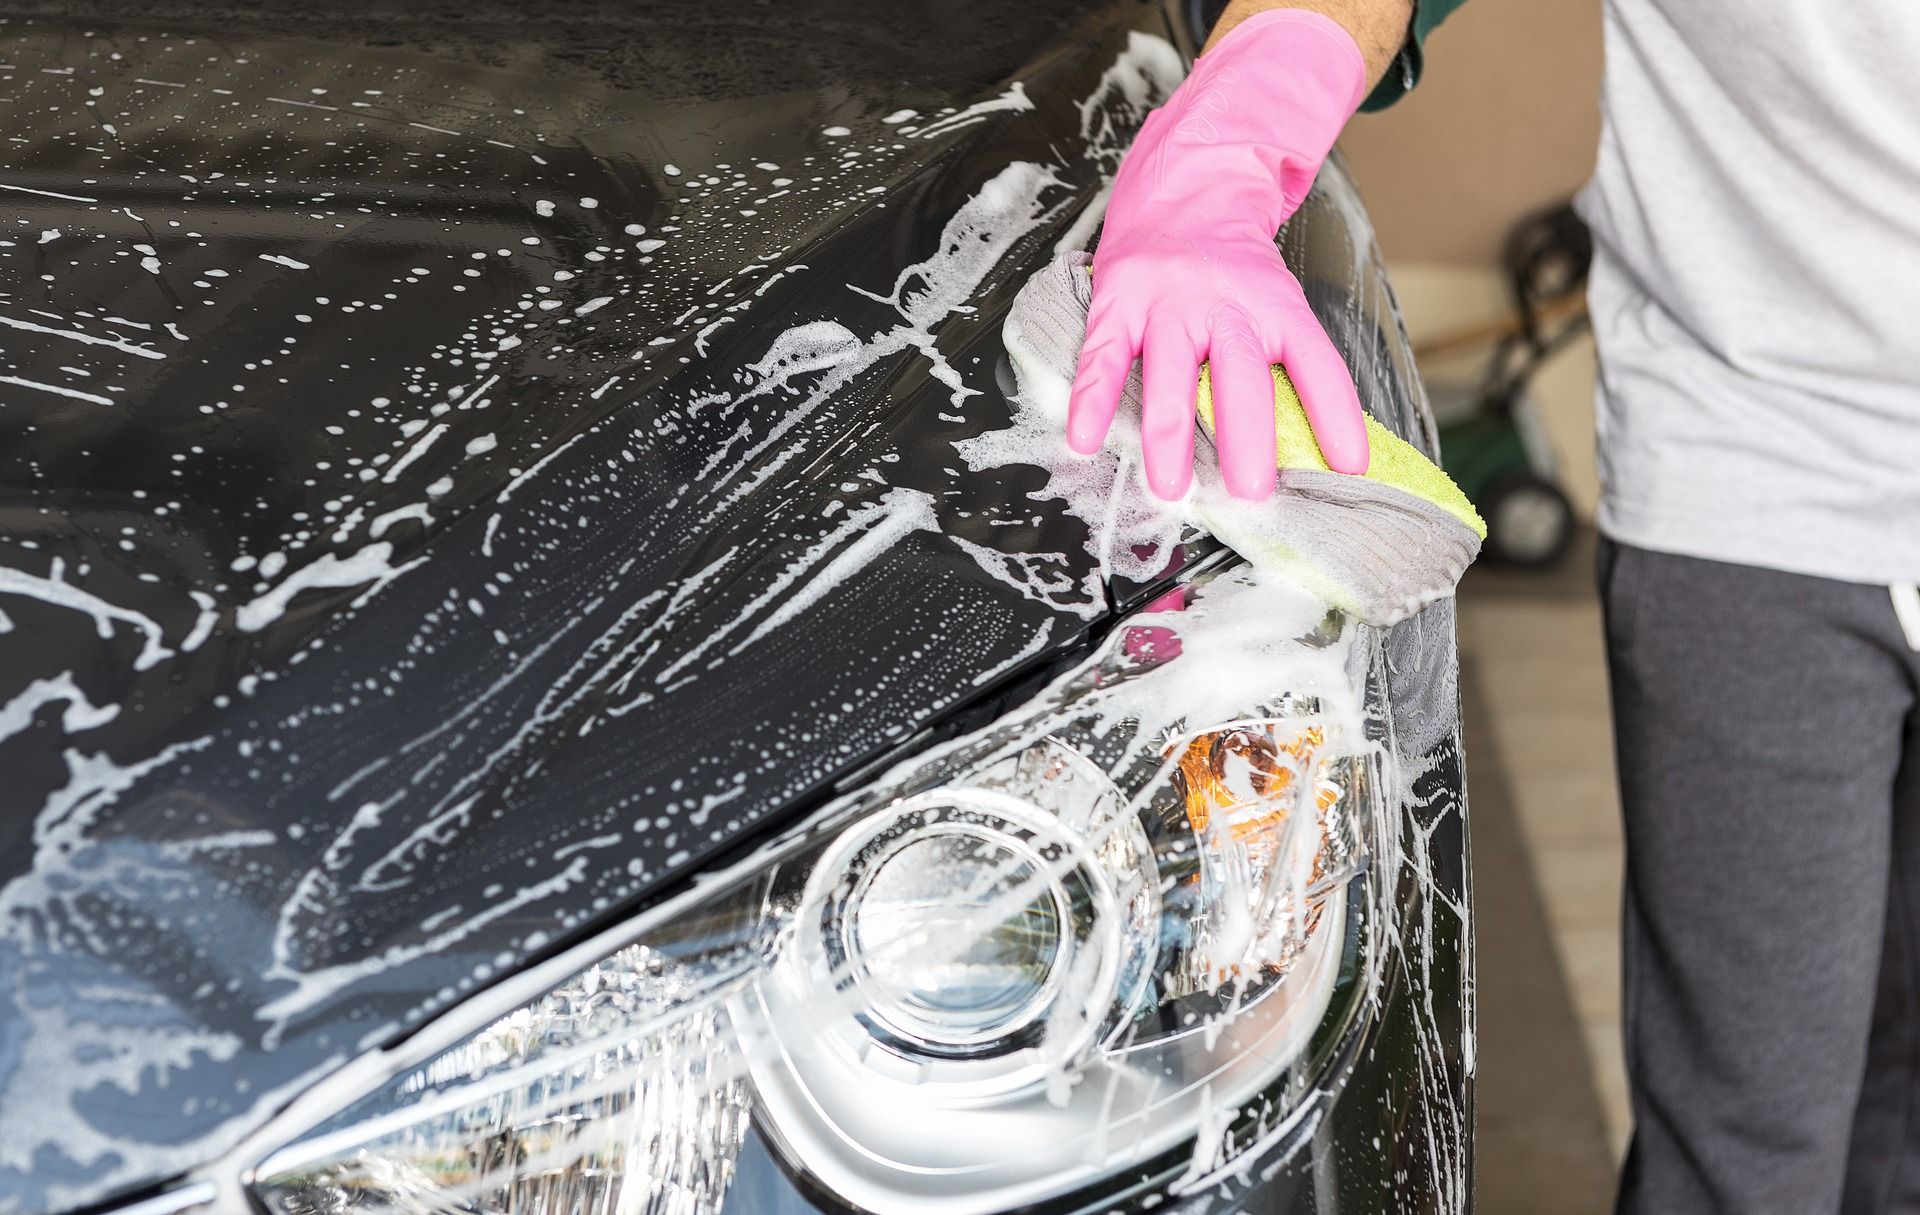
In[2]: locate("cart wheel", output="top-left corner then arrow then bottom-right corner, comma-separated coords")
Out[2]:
1483,475 -> 1574,567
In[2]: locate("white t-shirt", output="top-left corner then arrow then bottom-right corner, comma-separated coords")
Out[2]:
1577,0 -> 1920,585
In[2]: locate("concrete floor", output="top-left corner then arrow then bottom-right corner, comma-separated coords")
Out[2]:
1459,530 -> 1629,1212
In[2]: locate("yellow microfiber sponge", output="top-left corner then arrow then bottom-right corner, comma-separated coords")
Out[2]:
1196,363 -> 1486,539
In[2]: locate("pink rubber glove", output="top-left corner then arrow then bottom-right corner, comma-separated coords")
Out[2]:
1067,9 -> 1372,500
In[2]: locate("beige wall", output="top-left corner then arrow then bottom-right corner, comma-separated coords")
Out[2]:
1340,0 -> 1604,266
1338,0 -> 1607,516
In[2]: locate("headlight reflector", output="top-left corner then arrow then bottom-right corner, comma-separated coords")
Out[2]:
256,945 -> 754,1215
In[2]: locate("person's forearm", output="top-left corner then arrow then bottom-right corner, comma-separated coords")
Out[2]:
1204,0 -> 1414,88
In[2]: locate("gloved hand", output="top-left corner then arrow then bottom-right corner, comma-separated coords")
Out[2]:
1067,9 -> 1372,500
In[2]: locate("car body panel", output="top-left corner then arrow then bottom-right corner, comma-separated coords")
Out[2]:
0,4 -> 1469,1212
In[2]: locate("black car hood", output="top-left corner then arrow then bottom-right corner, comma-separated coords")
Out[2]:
0,4 -> 1231,1209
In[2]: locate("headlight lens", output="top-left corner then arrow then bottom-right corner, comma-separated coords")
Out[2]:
812,780 -> 1143,1063
845,812 -> 1069,1049
252,567 -> 1383,1215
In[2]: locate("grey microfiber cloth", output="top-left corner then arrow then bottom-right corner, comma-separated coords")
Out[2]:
1004,253 -> 1484,626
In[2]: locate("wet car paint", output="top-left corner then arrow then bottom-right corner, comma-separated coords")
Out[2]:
0,3 -> 1470,1212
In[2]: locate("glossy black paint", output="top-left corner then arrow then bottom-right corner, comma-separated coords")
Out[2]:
0,3 -> 1468,1212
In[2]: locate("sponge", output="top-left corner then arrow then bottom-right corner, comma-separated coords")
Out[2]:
1198,362 -> 1484,537
1004,253 -> 1483,626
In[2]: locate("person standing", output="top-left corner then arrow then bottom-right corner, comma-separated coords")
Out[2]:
1579,3 -> 1920,1210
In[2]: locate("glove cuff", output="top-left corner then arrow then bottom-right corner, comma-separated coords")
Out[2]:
1102,7 -> 1370,236
1207,8 -> 1370,119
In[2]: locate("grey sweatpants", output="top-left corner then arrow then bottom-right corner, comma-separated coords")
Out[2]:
1598,540 -> 1920,1213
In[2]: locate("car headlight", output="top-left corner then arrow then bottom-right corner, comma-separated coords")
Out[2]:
250,564 -> 1383,1215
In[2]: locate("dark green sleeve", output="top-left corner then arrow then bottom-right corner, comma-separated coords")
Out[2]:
1358,0 -> 1468,112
